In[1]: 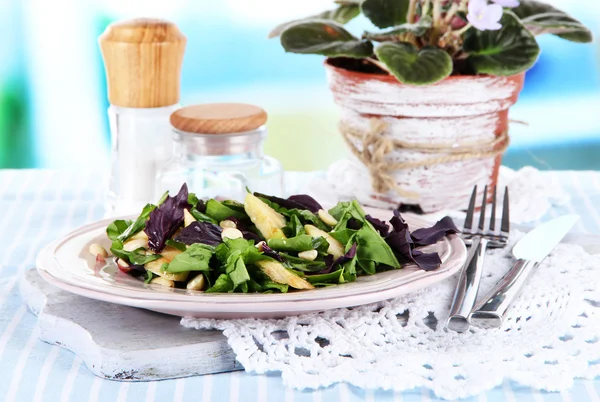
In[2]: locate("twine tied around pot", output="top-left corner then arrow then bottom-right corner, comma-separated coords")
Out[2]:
339,119 -> 510,199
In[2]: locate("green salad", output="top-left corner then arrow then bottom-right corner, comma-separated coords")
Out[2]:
97,184 -> 458,293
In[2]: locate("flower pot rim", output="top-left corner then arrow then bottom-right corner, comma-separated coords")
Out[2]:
324,57 -> 526,85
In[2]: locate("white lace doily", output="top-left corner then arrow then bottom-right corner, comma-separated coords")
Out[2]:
308,163 -> 570,224
181,231 -> 600,400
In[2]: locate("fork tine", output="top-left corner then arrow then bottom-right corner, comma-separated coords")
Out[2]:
501,187 -> 510,235
478,185 -> 488,231
489,185 -> 497,232
464,185 -> 477,231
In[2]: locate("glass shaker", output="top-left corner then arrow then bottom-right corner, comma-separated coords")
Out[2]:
99,18 -> 186,217
156,103 -> 284,202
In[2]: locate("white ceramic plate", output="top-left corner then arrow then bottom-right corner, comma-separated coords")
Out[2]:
36,210 -> 467,319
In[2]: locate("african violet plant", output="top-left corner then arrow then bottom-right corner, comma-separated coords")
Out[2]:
269,0 -> 593,85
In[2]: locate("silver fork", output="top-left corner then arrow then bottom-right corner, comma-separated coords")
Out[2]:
445,185 -> 510,333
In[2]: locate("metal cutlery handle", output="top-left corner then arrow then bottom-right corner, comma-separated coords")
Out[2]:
446,236 -> 488,333
470,258 -> 538,329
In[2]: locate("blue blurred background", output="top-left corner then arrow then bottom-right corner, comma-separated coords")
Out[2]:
0,0 -> 598,171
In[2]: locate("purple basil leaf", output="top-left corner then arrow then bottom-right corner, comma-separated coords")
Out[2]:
411,216 -> 460,246
287,194 -> 323,213
316,243 -> 357,274
319,255 -> 335,274
411,250 -> 443,271
255,193 -> 322,213
389,210 -> 409,232
174,221 -> 222,246
385,228 -> 413,260
145,184 -> 190,252
366,215 -> 389,236
259,242 -> 284,262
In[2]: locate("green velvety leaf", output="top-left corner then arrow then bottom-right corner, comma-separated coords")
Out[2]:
361,0 -> 410,29
165,239 -> 187,252
463,12 -> 540,76
144,271 -> 155,284
363,17 -> 433,41
205,199 -> 247,222
166,243 -> 213,273
269,4 -> 360,38
107,220 -> 132,241
283,214 -> 305,237
280,20 -> 374,58
279,252 -> 326,272
513,0 -> 592,43
374,43 -> 452,85
189,208 -> 217,225
268,235 -> 324,253
355,226 -> 399,268
117,203 -> 156,242
225,252 -> 251,290
305,269 -> 345,284
110,241 -> 161,266
205,274 -> 234,293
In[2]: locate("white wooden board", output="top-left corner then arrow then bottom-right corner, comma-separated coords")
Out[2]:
19,269 -> 240,381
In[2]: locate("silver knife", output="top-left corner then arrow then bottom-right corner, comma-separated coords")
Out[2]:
470,215 -> 579,329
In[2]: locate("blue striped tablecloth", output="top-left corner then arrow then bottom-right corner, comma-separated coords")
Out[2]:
1,169 -> 599,402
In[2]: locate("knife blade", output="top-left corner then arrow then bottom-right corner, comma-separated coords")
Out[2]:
470,215 -> 579,329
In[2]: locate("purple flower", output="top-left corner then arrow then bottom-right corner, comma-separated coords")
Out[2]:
491,0 -> 520,7
467,0 -> 503,31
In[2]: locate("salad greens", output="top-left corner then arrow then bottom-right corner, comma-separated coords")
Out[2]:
105,183 -> 458,293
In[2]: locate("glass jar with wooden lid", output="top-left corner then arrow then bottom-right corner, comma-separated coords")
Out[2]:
156,103 -> 283,202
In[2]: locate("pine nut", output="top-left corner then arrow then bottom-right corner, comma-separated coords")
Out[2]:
298,250 -> 318,261
186,274 -> 206,291
89,243 -> 108,258
222,227 -> 243,240
219,220 -> 237,229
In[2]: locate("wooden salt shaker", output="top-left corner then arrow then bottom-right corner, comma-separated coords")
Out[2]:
99,18 -> 186,216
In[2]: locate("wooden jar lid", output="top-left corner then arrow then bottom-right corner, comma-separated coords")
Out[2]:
99,18 -> 186,108
170,103 -> 268,134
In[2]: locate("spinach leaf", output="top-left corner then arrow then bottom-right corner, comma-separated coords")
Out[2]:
166,239 -> 187,252
221,200 -> 246,214
187,192 -> 200,208
306,269 -> 345,284
248,278 -> 290,293
278,253 -> 327,272
158,191 -> 169,206
225,251 -> 251,290
355,226 -> 400,268
330,228 -> 357,246
110,241 -> 161,266
205,274 -> 234,293
343,254 -> 358,282
357,258 -> 376,275
166,243 -> 214,273
283,214 -> 305,237
144,271 -> 155,284
286,209 -> 330,231
331,200 -> 401,269
107,220 -> 132,241
190,208 -> 218,224
118,203 -> 156,242
267,235 -> 321,253
205,199 -> 247,222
